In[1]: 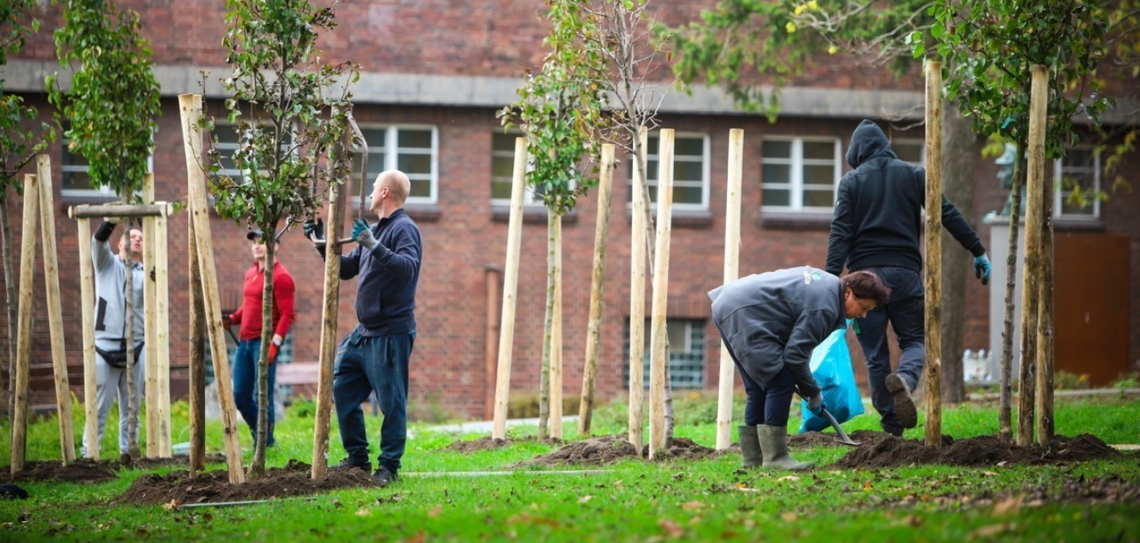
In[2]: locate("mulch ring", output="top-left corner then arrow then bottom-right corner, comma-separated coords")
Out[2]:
512,435 -> 722,467
0,454 -> 228,485
835,433 -> 1122,469
113,459 -> 377,506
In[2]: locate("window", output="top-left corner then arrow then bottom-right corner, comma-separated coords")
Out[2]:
351,125 -> 438,205
211,123 -> 244,181
627,133 -> 709,210
490,132 -> 544,207
60,122 -> 151,197
894,140 -> 925,167
1054,148 -> 1100,219
624,319 -> 707,390
761,137 -> 842,212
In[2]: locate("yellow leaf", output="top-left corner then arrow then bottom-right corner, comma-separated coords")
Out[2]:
828,45 -> 839,55
808,0 -> 818,9
993,495 -> 1024,516
864,481 -> 873,492
785,22 -> 797,33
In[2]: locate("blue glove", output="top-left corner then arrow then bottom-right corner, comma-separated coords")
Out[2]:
974,255 -> 991,285
352,219 -> 378,250
303,217 -> 324,241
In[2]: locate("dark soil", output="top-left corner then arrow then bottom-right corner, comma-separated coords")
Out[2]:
114,459 -> 377,506
515,435 -> 721,467
0,454 -> 230,485
835,433 -> 1121,469
789,430 -> 894,448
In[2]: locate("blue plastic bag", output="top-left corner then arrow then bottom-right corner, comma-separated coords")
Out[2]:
798,322 -> 864,433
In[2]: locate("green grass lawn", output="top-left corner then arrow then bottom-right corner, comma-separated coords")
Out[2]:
2,395 -> 1138,542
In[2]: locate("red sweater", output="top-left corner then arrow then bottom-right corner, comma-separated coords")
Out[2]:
229,261 -> 296,341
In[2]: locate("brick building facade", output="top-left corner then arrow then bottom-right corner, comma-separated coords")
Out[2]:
3,1 -> 1137,419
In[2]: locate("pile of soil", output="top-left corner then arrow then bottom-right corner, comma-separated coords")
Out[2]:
789,430 -> 892,448
884,476 -> 1140,509
447,437 -> 515,453
114,459 -> 376,506
515,435 -> 721,467
0,454 -> 229,485
836,433 -> 1121,469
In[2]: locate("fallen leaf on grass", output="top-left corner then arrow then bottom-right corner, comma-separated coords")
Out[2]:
864,481 -> 873,491
406,530 -> 427,543
992,495 -> 1024,516
972,522 -> 1015,537
658,519 -> 684,538
681,500 -> 705,512
428,505 -> 442,518
892,515 -> 924,527
578,495 -> 592,504
981,471 -> 998,477
781,512 -> 798,522
163,499 -> 182,511
777,475 -> 799,482
355,508 -> 371,517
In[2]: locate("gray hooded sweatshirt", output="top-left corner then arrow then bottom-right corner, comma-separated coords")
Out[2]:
708,266 -> 846,398
93,236 -> 146,352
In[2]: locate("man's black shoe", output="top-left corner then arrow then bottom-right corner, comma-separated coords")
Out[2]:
885,374 -> 918,429
373,466 -> 398,487
331,457 -> 372,473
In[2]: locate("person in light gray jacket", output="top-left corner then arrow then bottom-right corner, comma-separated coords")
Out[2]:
80,221 -> 146,457
710,267 -> 889,470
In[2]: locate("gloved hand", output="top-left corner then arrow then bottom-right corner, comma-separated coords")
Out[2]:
268,343 -> 279,365
807,391 -> 825,416
352,219 -> 378,250
303,217 -> 325,243
974,254 -> 992,285
221,311 -> 232,327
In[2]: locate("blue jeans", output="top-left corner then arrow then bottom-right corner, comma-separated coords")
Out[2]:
232,338 -> 277,445
855,266 -> 925,435
334,329 -> 414,473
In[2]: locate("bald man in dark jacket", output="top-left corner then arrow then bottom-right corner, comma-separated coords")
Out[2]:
826,119 -> 991,435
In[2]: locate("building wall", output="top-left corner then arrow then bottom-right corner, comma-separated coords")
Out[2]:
4,0 -> 1137,418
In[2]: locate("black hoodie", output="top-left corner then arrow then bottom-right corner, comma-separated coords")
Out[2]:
825,119 -> 985,275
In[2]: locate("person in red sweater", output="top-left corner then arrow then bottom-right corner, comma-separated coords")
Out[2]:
225,230 -> 296,447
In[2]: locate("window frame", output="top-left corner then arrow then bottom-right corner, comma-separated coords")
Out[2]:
760,136 -> 843,213
624,318 -> 707,390
351,124 -> 440,207
628,131 -> 711,212
1053,147 -> 1101,220
60,123 -> 152,198
892,138 -> 926,167
490,131 -> 545,208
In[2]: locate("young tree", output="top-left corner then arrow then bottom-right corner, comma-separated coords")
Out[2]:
49,0 -> 161,458
1,0 -> 54,421
205,0 -> 357,476
499,0 -> 609,441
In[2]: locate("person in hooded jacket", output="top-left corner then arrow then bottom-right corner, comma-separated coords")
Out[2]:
826,119 -> 992,436
710,267 -> 890,470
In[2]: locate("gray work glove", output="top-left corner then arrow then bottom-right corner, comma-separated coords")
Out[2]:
303,217 -> 325,245
807,391 -> 825,416
352,219 -> 378,251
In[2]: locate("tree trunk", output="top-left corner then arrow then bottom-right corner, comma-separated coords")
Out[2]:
577,144 -> 615,435
537,210 -> 558,441
251,226 -> 277,478
999,140 -> 1026,442
1,189 -> 15,421
939,106 -> 976,404
125,243 -> 139,459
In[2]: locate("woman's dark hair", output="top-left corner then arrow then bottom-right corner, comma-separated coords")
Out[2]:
841,270 -> 891,307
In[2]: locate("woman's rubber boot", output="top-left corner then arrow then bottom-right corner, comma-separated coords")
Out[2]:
758,424 -> 814,470
739,425 -> 763,468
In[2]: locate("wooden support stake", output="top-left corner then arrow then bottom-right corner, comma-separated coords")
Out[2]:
155,214 -> 172,457
483,267 -> 502,420
36,156 -> 75,463
1020,65 -> 1049,446
69,203 -> 171,219
648,129 -> 675,460
311,108 -> 351,479
924,61 -> 944,447
77,218 -> 99,460
550,215 -> 563,439
492,137 -> 528,440
627,128 -> 648,454
188,211 -> 206,475
11,173 -> 39,474
144,173 -> 158,457
577,143 -> 616,436
179,93 -> 245,484
715,129 -> 744,451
